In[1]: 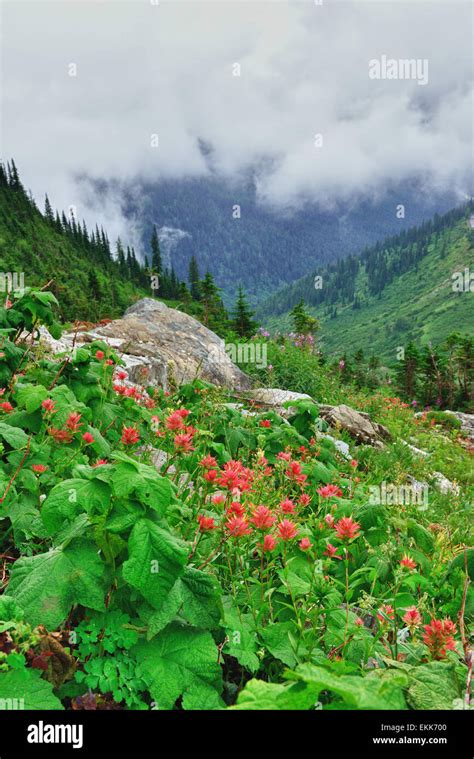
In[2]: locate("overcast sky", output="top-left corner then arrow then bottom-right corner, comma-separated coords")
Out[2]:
1,0 -> 472,245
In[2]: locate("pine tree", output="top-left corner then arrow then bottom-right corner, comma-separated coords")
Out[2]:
188,256 -> 201,300
150,226 -> 162,274
231,285 -> 257,338
290,299 -> 319,336
44,194 -> 55,224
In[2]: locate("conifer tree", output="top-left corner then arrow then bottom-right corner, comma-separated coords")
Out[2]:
188,255 -> 201,300
151,225 -> 162,274
232,285 -> 257,338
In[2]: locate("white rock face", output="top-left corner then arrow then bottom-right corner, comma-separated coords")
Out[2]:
39,298 -> 252,392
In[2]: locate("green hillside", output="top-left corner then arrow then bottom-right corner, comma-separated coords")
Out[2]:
261,207 -> 474,361
0,161 -> 148,321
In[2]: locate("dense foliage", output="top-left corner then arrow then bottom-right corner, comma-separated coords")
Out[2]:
0,290 -> 472,711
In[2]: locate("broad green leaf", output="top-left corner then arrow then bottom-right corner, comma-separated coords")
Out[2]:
7,540 -> 106,628
133,622 -> 222,710
0,422 -> 29,449
14,383 -> 48,413
41,478 -> 111,534
231,678 -> 320,710
260,621 -> 300,668
222,599 -> 259,673
407,662 -> 461,710
122,519 -> 188,609
0,667 -> 63,710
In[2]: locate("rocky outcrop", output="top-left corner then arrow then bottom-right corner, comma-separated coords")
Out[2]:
40,298 -> 252,392
239,388 -> 312,417
444,411 -> 474,440
318,404 -> 391,447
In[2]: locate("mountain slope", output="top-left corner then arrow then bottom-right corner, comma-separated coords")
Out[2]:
123,174 -> 459,304
259,206 -> 474,360
0,163 -> 147,321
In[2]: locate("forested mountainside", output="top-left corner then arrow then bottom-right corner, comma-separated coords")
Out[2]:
124,174 -> 458,303
259,205 -> 474,360
0,162 -> 148,321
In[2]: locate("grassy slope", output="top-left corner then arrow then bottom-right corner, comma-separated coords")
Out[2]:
264,217 -> 474,361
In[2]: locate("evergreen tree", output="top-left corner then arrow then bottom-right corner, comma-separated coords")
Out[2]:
44,194 -> 55,224
290,299 -> 319,336
188,255 -> 201,300
231,285 -> 257,338
150,226 -> 162,274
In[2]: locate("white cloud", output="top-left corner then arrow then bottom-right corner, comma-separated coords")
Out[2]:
1,0 -> 472,244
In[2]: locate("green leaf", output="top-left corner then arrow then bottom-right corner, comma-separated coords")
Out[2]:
0,667 -> 63,710
14,383 -> 48,413
407,520 -> 434,553
407,662 -> 461,710
122,519 -> 188,609
232,678 -> 319,710
41,478 -> 111,534
222,599 -> 259,673
260,621 -> 300,668
290,664 -> 407,710
7,540 -> 106,628
0,422 -> 29,449
133,622 -> 222,709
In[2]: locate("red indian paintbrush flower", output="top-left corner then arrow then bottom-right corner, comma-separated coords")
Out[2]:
334,516 -> 361,540
317,484 -> 343,499
422,618 -> 457,659
197,514 -> 216,532
261,534 -> 277,552
32,464 -> 47,474
82,432 -> 94,444
0,402 -> 13,413
277,519 -> 298,541
400,555 -> 417,570
377,604 -> 395,623
200,455 -> 218,469
174,432 -> 195,452
165,411 -> 186,431
225,516 -> 252,537
226,501 -> 245,518
41,398 -> 56,413
403,607 -> 422,628
95,350 -> 105,360
251,505 -> 275,530
121,426 -> 140,445
48,427 -> 73,444
66,412 -> 82,432
259,419 -> 271,428
280,498 -> 295,514
299,537 -> 313,551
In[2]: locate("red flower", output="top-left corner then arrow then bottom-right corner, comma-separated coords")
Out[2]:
350,459 -> 358,468
323,542 -> 342,560
251,505 -> 275,530
211,494 -> 225,506
203,469 -> 218,482
422,618 -> 457,659
92,459 -> 108,467
226,501 -> 245,518
277,519 -> 298,541
225,516 -> 252,537
334,516 -> 361,540
121,426 -> 140,445
261,534 -> 277,552
403,607 -> 422,628
324,513 -> 335,527
32,464 -> 47,474
299,494 -> 311,507
174,432 -> 194,452
166,411 -> 185,431
48,427 -> 72,444
259,419 -> 271,428
66,412 -> 82,432
200,455 -> 218,469
197,514 -> 216,532
0,401 -> 13,413
377,604 -> 395,623
105,359 -> 114,366
317,484 -> 343,499
116,370 -> 128,381
217,460 -> 253,492
299,537 -> 313,551
400,555 -> 417,570
277,452 -> 292,461
82,432 -> 94,444
280,498 -> 295,514
41,399 -> 56,414
95,350 -> 105,360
